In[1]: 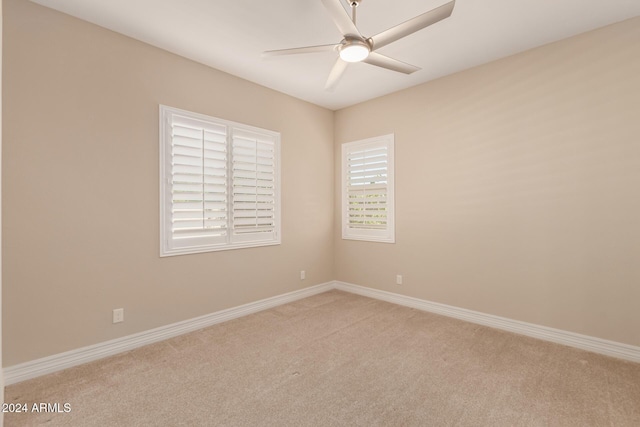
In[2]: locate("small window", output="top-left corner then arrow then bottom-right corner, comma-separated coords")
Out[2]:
342,134 -> 395,243
160,105 -> 281,256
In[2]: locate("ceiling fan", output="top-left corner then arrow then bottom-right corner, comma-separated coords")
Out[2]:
263,0 -> 456,91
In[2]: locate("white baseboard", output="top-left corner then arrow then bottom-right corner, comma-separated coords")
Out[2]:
3,282 -> 334,385
333,281 -> 640,364
5,280 -> 639,385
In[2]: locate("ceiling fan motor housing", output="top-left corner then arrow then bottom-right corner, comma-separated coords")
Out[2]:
339,38 -> 370,62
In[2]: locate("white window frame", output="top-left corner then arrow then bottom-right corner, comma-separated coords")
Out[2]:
160,105 -> 281,257
342,134 -> 395,243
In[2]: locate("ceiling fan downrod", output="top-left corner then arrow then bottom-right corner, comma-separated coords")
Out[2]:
349,0 -> 361,25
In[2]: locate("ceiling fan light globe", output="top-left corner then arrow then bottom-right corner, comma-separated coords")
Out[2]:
339,43 -> 370,63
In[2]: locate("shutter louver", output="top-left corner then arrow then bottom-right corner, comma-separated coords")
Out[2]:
231,128 -> 277,242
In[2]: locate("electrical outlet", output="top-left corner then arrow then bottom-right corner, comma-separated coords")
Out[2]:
300,270 -> 306,280
396,275 -> 403,285
113,308 -> 124,324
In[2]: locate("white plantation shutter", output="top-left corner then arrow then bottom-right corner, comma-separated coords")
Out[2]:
231,128 -> 278,242
160,106 -> 281,256
347,145 -> 388,229
342,135 -> 395,242
170,115 -> 228,246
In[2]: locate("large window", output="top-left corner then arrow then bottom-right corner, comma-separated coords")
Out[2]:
342,134 -> 395,243
160,105 -> 281,256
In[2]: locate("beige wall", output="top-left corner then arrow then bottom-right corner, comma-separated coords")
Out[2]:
2,0 -> 334,366
334,17 -> 640,347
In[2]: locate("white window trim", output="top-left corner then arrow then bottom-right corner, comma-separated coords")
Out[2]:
342,134 -> 395,243
160,105 -> 281,257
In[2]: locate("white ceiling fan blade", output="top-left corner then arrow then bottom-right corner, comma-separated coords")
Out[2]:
368,0 -> 455,51
320,0 -> 362,38
263,44 -> 339,57
363,52 -> 421,74
325,58 -> 349,91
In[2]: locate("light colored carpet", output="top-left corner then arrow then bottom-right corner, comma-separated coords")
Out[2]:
5,290 -> 640,426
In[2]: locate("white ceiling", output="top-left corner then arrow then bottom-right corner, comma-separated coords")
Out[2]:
31,0 -> 640,110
